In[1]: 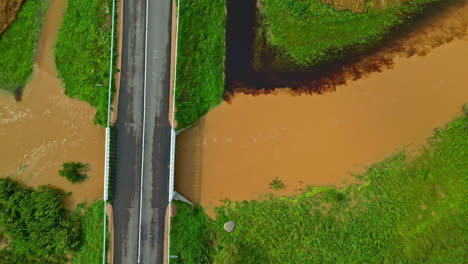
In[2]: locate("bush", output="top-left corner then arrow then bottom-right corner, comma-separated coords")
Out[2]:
0,0 -> 48,94
58,162 -> 90,183
175,0 -> 226,129
0,179 -> 80,262
55,0 -> 116,126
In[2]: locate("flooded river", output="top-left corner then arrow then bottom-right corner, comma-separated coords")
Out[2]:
176,37 -> 468,215
0,0 -> 104,209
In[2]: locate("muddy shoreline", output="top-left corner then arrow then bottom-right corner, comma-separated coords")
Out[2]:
224,0 -> 468,97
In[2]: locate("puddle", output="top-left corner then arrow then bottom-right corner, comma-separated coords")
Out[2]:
0,0 -> 104,210
176,38 -> 468,216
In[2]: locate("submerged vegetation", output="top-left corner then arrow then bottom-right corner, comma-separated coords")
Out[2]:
58,162 -> 90,183
256,0 -> 444,69
170,112 -> 468,263
175,0 -> 226,129
55,0 -> 116,126
0,0 -> 47,95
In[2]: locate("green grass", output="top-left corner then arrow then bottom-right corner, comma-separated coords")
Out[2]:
55,0 -> 116,126
257,0 -> 444,68
0,0 -> 48,94
175,0 -> 226,130
72,200 -> 109,264
169,202 -> 213,264
170,111 -> 468,263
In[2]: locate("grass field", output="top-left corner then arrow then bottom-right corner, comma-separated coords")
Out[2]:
72,200 -> 109,264
55,0 -> 116,126
256,0 -> 443,69
170,109 -> 468,263
0,0 -> 47,96
175,0 -> 226,130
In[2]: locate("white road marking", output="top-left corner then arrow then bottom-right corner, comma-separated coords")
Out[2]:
137,0 -> 150,262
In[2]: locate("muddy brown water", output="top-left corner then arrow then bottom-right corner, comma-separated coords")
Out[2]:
0,0 -> 104,210
176,38 -> 468,216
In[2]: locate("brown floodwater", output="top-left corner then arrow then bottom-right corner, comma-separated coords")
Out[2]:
176,37 -> 468,215
0,0 -> 105,210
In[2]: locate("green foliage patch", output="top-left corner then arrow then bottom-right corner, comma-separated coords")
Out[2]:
58,162 -> 90,183
0,178 -> 79,263
175,0 -> 226,129
55,0 -> 116,126
0,0 -> 48,94
169,202 -> 213,264
72,200 -> 108,264
258,0 -> 443,68
170,113 -> 468,263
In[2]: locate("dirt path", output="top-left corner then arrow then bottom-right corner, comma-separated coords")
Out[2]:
176,36 -> 468,216
0,0 -> 104,210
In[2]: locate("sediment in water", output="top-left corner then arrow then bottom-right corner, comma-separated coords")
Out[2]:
0,0 -> 105,210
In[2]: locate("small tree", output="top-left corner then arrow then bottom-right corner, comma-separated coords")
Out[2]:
269,177 -> 283,190
58,162 -> 90,183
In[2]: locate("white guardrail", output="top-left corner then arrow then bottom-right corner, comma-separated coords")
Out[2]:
167,0 -> 181,262
103,0 -> 117,262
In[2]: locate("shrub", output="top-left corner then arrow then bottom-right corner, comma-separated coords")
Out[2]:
58,162 -> 90,183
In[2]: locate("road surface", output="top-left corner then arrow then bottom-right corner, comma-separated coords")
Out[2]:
113,0 -> 172,263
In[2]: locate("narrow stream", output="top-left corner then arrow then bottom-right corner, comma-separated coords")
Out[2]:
0,0 -> 104,209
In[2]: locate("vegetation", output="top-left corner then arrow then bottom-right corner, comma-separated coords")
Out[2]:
269,177 -> 283,190
175,0 -> 226,129
169,202 -> 213,264
58,162 -> 90,183
0,0 -> 25,34
0,178 -> 79,263
55,0 -> 116,126
0,0 -> 48,95
72,200 -> 108,264
170,112 -> 468,263
257,0 -> 444,68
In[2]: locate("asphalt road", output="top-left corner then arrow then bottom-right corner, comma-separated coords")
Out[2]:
113,0 -> 172,263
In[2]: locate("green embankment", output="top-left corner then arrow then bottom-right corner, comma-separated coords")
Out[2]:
0,178 -> 108,263
175,0 -> 226,130
0,0 -> 48,95
55,0 -> 116,126
257,0 -> 443,69
72,200 -> 109,264
170,110 -> 468,263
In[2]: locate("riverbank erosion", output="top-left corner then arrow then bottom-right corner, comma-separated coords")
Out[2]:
0,0 -> 105,210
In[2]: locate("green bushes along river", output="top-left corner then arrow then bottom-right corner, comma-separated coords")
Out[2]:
170,109 -> 468,263
0,0 -> 48,96
55,0 -> 116,126
0,179 -> 107,263
174,0 -> 226,130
